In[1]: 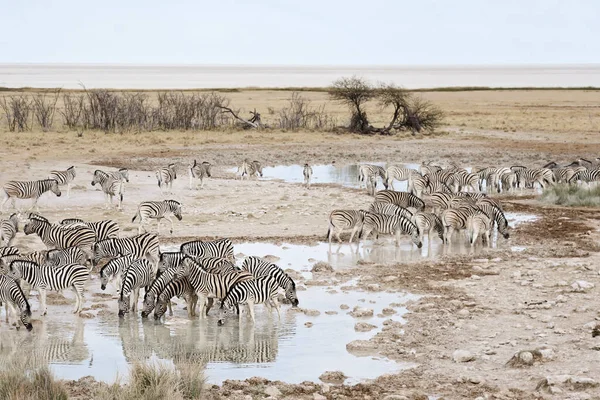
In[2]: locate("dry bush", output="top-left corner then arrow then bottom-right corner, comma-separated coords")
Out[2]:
152,92 -> 231,131
0,357 -> 69,400
277,92 -> 336,131
32,90 -> 61,132
60,93 -> 84,130
0,95 -> 32,132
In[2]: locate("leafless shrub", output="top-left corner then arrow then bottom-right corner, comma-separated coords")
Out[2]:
0,95 -> 32,132
277,92 -> 336,131
61,93 -> 84,130
32,89 -> 61,131
152,92 -> 231,131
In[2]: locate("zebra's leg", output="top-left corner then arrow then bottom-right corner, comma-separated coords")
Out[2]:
7,302 -> 18,327
205,297 -> 214,315
0,192 -> 10,212
198,293 -> 207,319
4,302 -> 8,322
72,285 -> 84,314
189,173 -> 194,190
164,215 -> 174,235
349,227 -> 358,244
335,228 -> 343,244
132,288 -> 140,312
167,300 -> 173,316
247,299 -> 255,323
40,288 -> 48,316
271,298 -> 281,321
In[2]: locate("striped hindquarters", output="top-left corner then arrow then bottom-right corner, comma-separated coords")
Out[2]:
374,190 -> 425,211
328,210 -> 366,230
180,238 -> 234,261
45,247 -> 87,267
2,179 -> 61,200
133,200 -> 182,222
0,213 -> 19,246
368,202 -> 413,219
49,166 -> 76,186
156,164 -> 177,186
93,233 -> 160,265
60,219 -> 120,241
222,276 -> 280,310
362,212 -> 422,247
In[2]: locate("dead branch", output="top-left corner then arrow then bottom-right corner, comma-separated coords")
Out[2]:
218,106 -> 261,129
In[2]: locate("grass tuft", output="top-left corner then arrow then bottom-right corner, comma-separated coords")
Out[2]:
541,183 -> 600,207
0,357 -> 69,400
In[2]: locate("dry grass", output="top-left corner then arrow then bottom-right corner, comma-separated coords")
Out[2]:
541,183 -> 600,207
0,357 -> 69,400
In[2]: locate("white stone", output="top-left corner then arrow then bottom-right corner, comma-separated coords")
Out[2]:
452,350 -> 475,363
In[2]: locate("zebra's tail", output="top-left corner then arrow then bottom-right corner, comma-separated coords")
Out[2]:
132,209 -> 140,223
325,226 -> 331,240
156,171 -> 162,187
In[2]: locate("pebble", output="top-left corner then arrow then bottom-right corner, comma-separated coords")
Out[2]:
452,349 -> 475,363
304,322 -> 313,328
340,304 -> 349,310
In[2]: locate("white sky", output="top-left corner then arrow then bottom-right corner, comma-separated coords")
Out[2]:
1,0 -> 598,65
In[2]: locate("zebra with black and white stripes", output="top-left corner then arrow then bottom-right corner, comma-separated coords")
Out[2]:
49,166 -> 76,198
241,256 -> 299,306
198,257 -> 238,275
45,247 -> 87,268
118,258 -> 155,317
475,201 -> 510,239
1,179 -> 61,213
217,276 -> 280,325
172,256 -> 253,318
358,164 -> 387,190
568,168 -> 600,186
92,233 -> 160,272
466,210 -> 493,247
374,190 -> 425,211
303,164 -> 313,188
368,202 -> 414,220
440,207 -> 478,245
59,218 -> 120,241
514,168 -> 554,189
132,200 -> 183,235
0,275 -> 32,331
140,263 -> 179,318
188,160 -> 212,189
4,260 -> 88,315
0,213 -> 19,247
360,212 -> 422,248
99,255 -> 135,291
180,238 -> 235,261
385,166 -> 416,191
156,163 -> 177,194
24,215 -> 95,251
409,174 -> 429,198
447,171 -> 479,193
91,170 -> 124,210
411,212 -> 444,244
420,162 -> 442,176
327,209 -> 367,244
238,159 -> 263,180
0,246 -> 19,258
153,277 -> 198,320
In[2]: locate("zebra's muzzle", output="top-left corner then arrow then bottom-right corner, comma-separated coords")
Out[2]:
176,215 -> 182,221
118,310 -> 125,318
141,311 -> 149,318
217,319 -> 225,326
25,323 -> 33,331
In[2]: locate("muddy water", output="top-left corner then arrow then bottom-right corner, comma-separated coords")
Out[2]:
0,276 -> 415,385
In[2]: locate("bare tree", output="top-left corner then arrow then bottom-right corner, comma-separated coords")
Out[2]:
277,92 -> 336,131
376,83 -> 410,133
61,93 -> 84,130
0,95 -> 32,132
329,76 -> 374,133
32,89 -> 61,131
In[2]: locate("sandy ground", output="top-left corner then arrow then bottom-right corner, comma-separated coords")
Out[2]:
1,89 -> 600,399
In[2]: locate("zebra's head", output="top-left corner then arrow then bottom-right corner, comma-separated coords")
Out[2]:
168,200 -> 183,221
99,264 -> 113,290
217,300 -> 236,326
7,261 -> 22,280
118,294 -> 130,317
119,168 -> 130,183
20,306 -> 33,331
49,179 -> 61,197
172,256 -> 194,280
141,293 -> 156,318
67,166 -> 76,176
153,296 -> 168,320
285,281 -> 299,307
409,225 -> 423,248
168,163 -> 177,179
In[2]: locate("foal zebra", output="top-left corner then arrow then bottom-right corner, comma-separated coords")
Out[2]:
327,209 -> 367,244
303,164 -> 313,188
238,159 -> 263,180
156,163 -> 177,194
92,233 -> 160,272
0,213 -> 19,247
1,179 -> 61,212
241,256 -> 299,306
91,170 -> 124,210
49,166 -> 76,198
132,200 -> 183,234
360,212 -> 422,248
374,190 -> 425,211
217,276 -> 280,325
59,218 -> 120,241
0,275 -> 32,331
180,238 -> 235,261
188,160 -> 212,189
118,258 -> 155,317
4,260 -> 88,315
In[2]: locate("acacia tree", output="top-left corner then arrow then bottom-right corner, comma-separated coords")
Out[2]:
329,76 -> 374,133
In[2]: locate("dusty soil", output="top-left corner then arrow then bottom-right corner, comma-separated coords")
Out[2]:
1,89 -> 600,399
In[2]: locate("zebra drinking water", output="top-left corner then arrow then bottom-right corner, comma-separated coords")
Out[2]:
118,258 -> 155,317
217,276 -> 280,325
49,166 -> 76,198
0,275 -> 32,331
241,256 -> 299,306
1,179 -> 61,213
132,200 -> 182,235
99,255 -> 135,291
153,277 -> 198,320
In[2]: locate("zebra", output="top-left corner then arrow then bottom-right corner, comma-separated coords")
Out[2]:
99,255 -> 135,291
4,260 -> 88,315
326,209 -> 367,244
409,174 -> 429,198
514,168 -> 553,189
368,202 -> 414,220
157,251 -> 187,274
111,168 -> 130,183
0,246 -> 19,258
91,170 -> 124,210
455,192 -> 487,201
172,256 -> 253,318
198,256 -> 238,275
440,207 -> 478,245
217,276 -> 280,325
132,200 -> 183,235
49,166 -> 76,198
118,258 -> 155,317
425,169 -> 456,187
385,166 -> 417,191
358,164 -> 387,190
156,163 -> 177,194
241,256 -> 299,306
153,277 -> 198,320
466,211 -> 493,247
188,160 -> 212,189
45,247 -> 87,268
475,200 -> 510,239
568,168 -> 600,186
140,263 -> 180,318
366,174 -> 378,196
1,179 -> 61,213
427,180 -> 453,194
180,238 -> 235,262
0,213 -> 19,247
360,212 -> 422,248
303,164 -> 313,188
23,215 -> 95,255
0,275 -> 32,331
411,212 -> 444,244
552,167 -> 579,183
92,233 -> 160,272
238,159 -> 263,180
499,171 -> 517,192
419,162 -> 442,176
374,190 -> 425,211
447,171 -> 479,193
59,218 -> 120,241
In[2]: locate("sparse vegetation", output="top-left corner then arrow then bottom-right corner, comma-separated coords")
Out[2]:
276,92 -> 336,131
541,183 -> 600,207
0,357 -> 69,400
